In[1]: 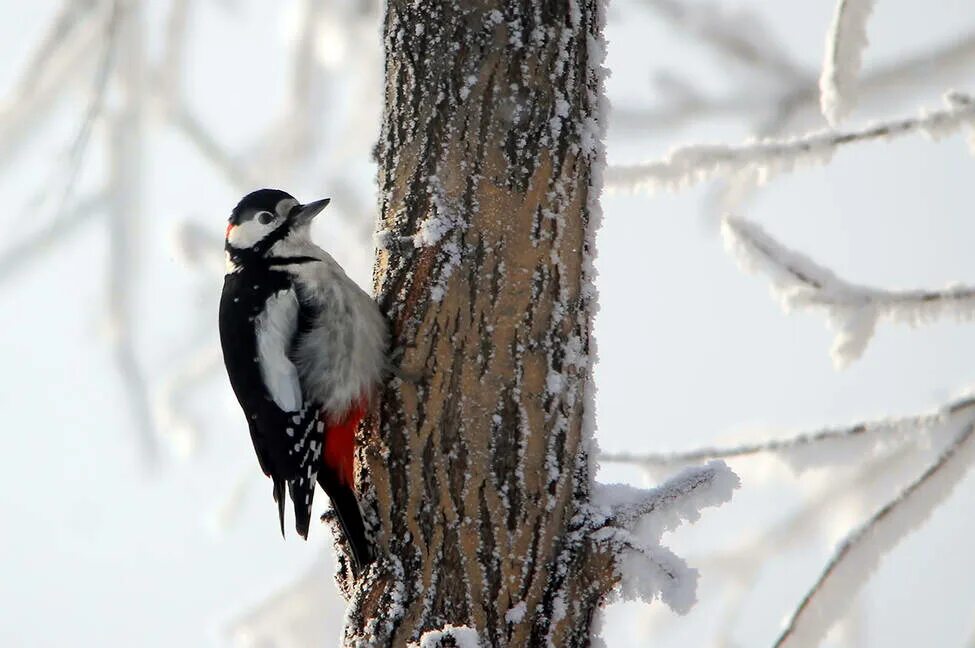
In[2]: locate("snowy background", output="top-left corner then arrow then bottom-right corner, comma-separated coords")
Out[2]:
1,1 -> 973,646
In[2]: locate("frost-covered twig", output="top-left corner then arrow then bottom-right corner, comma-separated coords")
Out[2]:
606,92 -> 975,193
773,416 -> 975,648
594,460 -> 739,530
820,0 -> 876,126
723,215 -> 975,367
591,462 -> 739,615
600,395 -> 975,470
616,28 -> 975,137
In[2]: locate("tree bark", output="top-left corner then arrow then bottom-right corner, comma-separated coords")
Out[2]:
344,2 -> 611,645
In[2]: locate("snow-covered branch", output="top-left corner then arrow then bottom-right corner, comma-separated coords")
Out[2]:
606,92 -> 975,193
590,462 -> 739,614
774,414 -> 975,648
723,215 -> 975,367
594,461 -> 739,530
820,0 -> 876,126
600,395 -> 975,472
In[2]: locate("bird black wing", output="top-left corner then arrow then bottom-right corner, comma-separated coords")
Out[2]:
219,268 -> 320,537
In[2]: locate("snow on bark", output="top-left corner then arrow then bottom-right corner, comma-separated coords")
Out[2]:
820,0 -> 877,126
411,625 -> 482,648
774,412 -> 975,648
605,92 -> 975,193
722,215 -> 975,368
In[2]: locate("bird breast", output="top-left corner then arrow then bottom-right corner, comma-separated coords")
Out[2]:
289,259 -> 387,419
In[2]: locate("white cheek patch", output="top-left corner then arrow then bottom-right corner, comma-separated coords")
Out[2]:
227,219 -> 272,249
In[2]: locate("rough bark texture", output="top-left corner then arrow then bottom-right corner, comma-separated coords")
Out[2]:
343,2 -> 612,645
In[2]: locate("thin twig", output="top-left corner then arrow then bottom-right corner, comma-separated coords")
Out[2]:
599,461 -> 739,529
600,396 -> 975,467
724,215 -> 975,366
606,92 -> 975,192
820,0 -> 877,126
773,418 -> 975,648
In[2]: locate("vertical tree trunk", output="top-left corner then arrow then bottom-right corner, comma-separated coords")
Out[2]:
345,2 -> 611,645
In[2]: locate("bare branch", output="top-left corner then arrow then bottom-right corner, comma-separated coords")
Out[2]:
723,215 -> 975,367
774,416 -> 975,648
820,0 -> 877,126
606,92 -> 975,193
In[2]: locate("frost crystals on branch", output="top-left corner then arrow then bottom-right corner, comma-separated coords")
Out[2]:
775,411 -> 975,648
606,92 -> 975,193
601,395 -> 975,473
722,215 -> 975,367
820,0 -> 877,126
590,461 -> 740,613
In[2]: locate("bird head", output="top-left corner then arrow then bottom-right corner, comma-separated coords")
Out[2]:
224,188 -> 330,265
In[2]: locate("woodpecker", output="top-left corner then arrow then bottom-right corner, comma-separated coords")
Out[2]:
219,188 -> 387,574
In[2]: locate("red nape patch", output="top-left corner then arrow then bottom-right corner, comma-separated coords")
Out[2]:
323,400 -> 367,488
225,223 -> 235,239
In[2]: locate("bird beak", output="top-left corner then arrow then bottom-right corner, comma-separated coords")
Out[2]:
291,198 -> 330,226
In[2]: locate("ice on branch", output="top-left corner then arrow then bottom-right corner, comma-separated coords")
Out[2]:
820,0 -> 877,126
774,415 -> 975,648
590,461 -> 739,613
410,625 -> 482,648
600,394 -> 975,473
722,215 -> 975,367
605,92 -> 975,193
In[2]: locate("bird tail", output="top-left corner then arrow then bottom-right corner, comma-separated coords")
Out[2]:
318,400 -> 373,575
272,478 -> 287,537
320,477 -> 374,576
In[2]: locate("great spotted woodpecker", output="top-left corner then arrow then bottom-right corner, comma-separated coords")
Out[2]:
219,188 -> 386,574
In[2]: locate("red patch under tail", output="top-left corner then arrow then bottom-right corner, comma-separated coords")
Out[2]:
322,400 -> 367,489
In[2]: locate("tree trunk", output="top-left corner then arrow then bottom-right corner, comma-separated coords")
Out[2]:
345,2 -> 611,645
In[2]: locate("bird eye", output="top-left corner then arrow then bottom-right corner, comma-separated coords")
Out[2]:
257,211 -> 275,225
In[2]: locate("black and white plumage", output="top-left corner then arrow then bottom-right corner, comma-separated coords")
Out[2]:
219,188 -> 387,574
